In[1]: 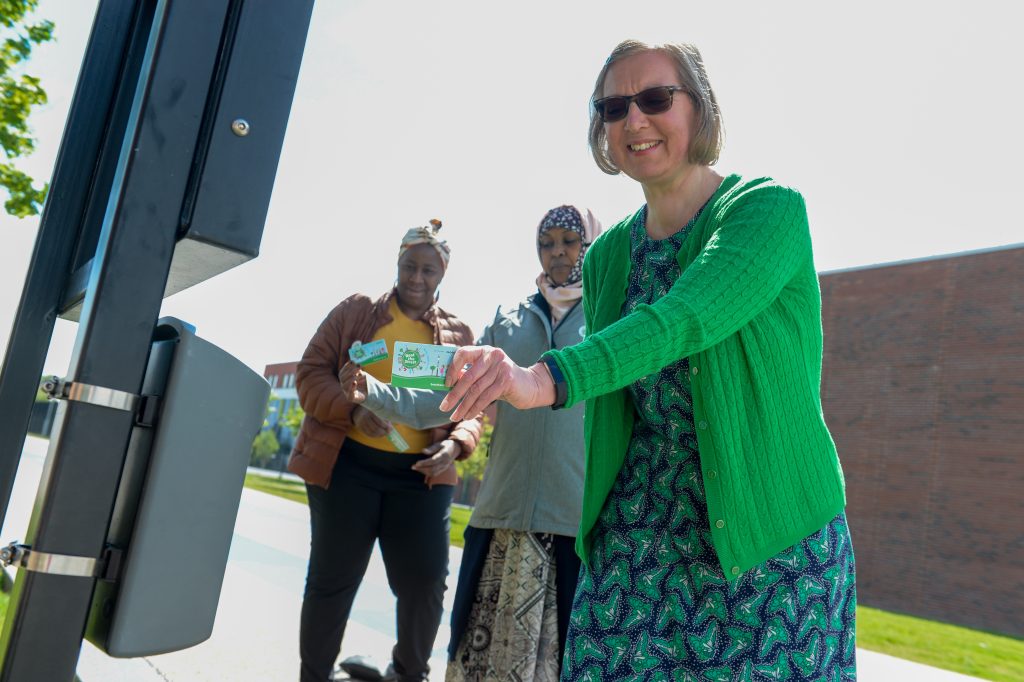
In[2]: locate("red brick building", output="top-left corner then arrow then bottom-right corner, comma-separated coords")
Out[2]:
819,244 -> 1023,637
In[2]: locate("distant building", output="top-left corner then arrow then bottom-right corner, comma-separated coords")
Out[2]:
820,243 -> 1023,637
262,361 -> 300,455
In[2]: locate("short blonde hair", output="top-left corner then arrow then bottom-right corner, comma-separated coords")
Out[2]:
589,40 -> 724,174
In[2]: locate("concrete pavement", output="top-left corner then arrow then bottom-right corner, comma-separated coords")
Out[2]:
2,437 -> 987,681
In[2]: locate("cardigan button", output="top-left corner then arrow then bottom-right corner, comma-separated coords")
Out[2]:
707,470 -> 717,479
731,566 -> 740,576
698,420 -> 708,430
691,366 -> 699,376
715,519 -> 725,529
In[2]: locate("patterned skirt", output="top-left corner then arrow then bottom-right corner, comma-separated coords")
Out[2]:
560,422 -> 857,681
447,529 -> 562,682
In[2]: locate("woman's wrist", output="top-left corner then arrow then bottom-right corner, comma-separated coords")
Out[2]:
359,372 -> 387,407
441,438 -> 463,464
446,434 -> 469,460
532,359 -> 562,409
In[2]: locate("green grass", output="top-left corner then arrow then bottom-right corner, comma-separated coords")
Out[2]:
243,473 -> 1024,680
449,504 -> 471,548
244,472 -> 308,504
243,472 -> 472,547
857,605 -> 1024,682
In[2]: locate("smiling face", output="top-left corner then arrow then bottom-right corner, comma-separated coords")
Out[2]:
602,50 -> 697,192
396,243 -> 445,313
538,226 -> 583,286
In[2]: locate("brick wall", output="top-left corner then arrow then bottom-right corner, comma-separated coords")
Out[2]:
819,245 -> 1024,637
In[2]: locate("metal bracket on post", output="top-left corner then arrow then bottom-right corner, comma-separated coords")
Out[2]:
41,376 -> 160,427
0,542 -> 124,582
40,376 -> 138,412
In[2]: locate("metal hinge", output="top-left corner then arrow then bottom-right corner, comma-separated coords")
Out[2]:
0,542 -> 125,582
40,376 -> 159,427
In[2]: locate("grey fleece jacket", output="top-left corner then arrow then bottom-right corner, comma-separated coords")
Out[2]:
362,294 -> 585,537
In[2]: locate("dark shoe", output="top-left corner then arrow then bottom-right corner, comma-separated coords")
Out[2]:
336,655 -> 386,681
387,662 -> 430,682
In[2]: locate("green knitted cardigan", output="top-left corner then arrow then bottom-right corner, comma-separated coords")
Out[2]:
545,174 -> 846,579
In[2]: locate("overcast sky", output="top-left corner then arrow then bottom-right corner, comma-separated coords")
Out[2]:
1,0 -> 1021,376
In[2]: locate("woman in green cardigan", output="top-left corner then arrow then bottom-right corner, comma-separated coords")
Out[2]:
442,40 -> 855,680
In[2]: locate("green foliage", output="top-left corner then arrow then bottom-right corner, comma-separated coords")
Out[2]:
0,0 -> 53,217
250,429 -> 279,468
262,392 -> 277,427
264,392 -> 303,435
455,416 -> 491,482
281,402 -> 304,436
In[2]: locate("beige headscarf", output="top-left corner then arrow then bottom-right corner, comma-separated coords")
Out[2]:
398,218 -> 451,270
535,205 -> 604,325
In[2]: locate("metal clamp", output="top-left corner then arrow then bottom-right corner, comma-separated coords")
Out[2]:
1,542 -> 98,578
0,542 -> 124,581
41,376 -> 140,412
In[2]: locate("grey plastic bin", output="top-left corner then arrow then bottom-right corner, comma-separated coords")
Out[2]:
85,318 -> 270,657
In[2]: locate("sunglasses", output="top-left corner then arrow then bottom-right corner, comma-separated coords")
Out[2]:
593,85 -> 687,123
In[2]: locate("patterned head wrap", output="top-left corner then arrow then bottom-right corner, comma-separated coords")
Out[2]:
536,205 -> 602,286
399,218 -> 451,270
535,205 -> 604,326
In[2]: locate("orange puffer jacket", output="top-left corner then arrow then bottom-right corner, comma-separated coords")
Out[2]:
287,289 -> 481,488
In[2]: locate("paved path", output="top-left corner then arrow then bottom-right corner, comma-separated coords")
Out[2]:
2,439 -> 985,681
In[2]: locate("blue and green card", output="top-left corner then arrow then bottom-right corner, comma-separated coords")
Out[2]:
390,342 -> 456,391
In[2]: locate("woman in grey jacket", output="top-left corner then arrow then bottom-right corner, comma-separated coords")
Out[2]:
339,205 -> 603,681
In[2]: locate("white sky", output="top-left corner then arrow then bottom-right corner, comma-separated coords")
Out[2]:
1,0 -> 1022,376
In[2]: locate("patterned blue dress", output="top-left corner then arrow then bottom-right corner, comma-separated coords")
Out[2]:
561,207 -> 857,681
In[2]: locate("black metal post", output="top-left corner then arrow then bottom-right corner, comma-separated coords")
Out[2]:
0,0 -> 140,530
0,1 -> 231,678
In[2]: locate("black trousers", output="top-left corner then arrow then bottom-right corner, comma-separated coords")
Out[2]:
299,438 -> 453,682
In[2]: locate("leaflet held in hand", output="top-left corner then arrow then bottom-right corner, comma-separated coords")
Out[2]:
386,428 -> 410,452
390,342 -> 455,391
348,339 -> 389,366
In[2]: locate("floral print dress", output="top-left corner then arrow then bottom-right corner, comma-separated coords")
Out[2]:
561,207 -> 857,681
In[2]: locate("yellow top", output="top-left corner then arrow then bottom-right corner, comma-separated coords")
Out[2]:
347,298 -> 434,453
